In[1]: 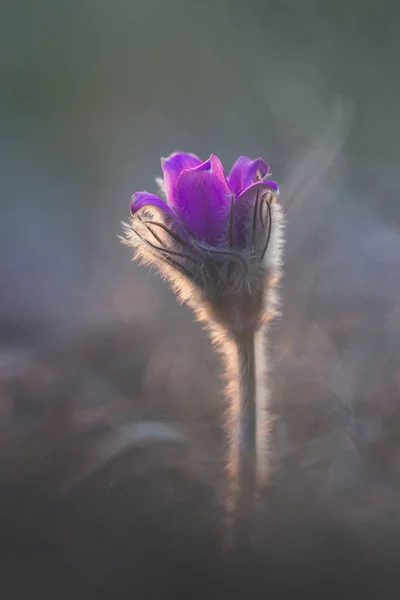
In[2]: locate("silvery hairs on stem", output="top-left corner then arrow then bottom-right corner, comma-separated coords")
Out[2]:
121,152 -> 284,532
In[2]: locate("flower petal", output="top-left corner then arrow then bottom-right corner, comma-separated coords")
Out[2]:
228,156 -> 270,198
173,154 -> 232,246
130,192 -> 175,218
161,151 -> 202,205
227,156 -> 250,197
233,180 -> 279,248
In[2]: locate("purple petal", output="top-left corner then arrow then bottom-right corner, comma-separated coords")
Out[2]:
228,156 -> 270,198
130,192 -> 175,218
233,180 -> 279,247
173,154 -> 232,246
161,151 -> 202,205
227,156 -> 250,197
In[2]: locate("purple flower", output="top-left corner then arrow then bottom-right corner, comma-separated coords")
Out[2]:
123,153 -> 285,519
124,151 -> 283,332
130,152 -> 279,249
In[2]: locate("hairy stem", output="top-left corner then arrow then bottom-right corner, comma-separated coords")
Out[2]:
227,326 -> 269,544
235,330 -> 257,524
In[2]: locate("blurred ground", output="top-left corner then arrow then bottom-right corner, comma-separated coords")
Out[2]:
1,0 -> 400,597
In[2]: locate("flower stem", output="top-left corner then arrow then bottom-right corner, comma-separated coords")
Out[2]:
235,330 -> 257,512
227,326 -> 269,544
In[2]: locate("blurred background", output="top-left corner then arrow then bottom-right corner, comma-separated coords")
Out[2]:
1,0 -> 400,597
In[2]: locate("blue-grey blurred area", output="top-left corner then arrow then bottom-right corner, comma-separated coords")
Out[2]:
1,0 -> 400,597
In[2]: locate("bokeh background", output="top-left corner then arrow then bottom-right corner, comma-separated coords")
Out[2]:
1,0 -> 400,597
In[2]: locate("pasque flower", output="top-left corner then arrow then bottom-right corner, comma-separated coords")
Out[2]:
130,152 -> 278,247
122,151 -> 284,544
124,152 -> 283,333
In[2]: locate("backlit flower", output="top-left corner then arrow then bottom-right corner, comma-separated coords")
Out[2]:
122,152 -> 286,538
130,152 -> 278,248
123,152 -> 284,333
